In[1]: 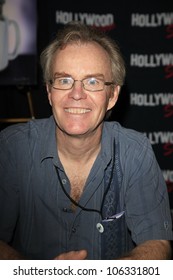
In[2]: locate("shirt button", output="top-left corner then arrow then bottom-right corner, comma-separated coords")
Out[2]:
72,227 -> 76,233
62,179 -> 67,184
96,223 -> 104,233
62,207 -> 73,213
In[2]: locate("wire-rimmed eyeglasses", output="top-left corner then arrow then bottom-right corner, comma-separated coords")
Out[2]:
49,76 -> 116,92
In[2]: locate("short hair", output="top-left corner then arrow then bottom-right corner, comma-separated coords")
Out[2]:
40,21 -> 126,87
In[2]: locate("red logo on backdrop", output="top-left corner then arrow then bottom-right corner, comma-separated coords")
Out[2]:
166,24 -> 173,39
163,143 -> 173,156
163,104 -> 173,118
94,23 -> 116,32
164,65 -> 173,79
166,180 -> 173,193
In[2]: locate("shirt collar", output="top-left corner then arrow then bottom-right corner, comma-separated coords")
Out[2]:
100,122 -> 114,166
40,115 -> 58,164
40,117 -> 114,167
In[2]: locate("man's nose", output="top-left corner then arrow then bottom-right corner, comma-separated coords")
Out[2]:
68,80 -> 87,100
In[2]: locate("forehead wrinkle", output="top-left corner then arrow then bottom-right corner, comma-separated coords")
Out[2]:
53,42 -> 112,80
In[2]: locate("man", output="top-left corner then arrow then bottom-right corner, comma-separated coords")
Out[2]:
0,21 -> 172,260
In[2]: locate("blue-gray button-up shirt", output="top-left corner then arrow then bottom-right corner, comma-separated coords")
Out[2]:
0,116 -> 172,259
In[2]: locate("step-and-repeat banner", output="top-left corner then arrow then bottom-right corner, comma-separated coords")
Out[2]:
40,1 -> 173,217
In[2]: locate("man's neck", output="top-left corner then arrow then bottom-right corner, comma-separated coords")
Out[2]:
56,128 -> 102,164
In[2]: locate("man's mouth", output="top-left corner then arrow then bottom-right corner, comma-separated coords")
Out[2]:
64,108 -> 91,114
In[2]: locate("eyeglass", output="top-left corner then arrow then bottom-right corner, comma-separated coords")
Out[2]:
49,76 -> 115,92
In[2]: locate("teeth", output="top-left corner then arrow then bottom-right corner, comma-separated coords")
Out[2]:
65,108 -> 91,114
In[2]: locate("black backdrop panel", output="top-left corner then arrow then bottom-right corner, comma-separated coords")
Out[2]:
40,0 -> 173,215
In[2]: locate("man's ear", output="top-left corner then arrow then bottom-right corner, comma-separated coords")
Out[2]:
46,84 -> 52,106
107,85 -> 121,111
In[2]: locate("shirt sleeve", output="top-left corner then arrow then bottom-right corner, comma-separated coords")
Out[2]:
123,134 -> 173,243
0,130 -> 19,243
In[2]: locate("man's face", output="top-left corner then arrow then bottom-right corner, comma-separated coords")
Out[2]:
47,42 -> 120,138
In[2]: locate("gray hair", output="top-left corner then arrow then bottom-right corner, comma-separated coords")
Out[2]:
40,21 -> 126,87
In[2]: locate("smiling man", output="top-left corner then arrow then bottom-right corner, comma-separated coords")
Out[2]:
47,42 -> 118,137
0,21 -> 172,260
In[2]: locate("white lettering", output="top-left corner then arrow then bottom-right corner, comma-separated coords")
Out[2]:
56,11 -> 72,24
162,170 -> 173,182
130,54 -> 173,67
130,93 -> 173,106
146,132 -> 173,144
131,13 -> 173,27
55,11 -> 114,27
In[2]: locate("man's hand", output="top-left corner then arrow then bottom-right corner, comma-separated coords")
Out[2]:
54,250 -> 87,260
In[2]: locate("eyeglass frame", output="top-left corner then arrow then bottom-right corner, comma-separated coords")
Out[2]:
49,76 -> 116,92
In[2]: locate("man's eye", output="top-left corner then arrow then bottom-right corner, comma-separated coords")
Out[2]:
59,78 -> 72,85
88,78 -> 99,85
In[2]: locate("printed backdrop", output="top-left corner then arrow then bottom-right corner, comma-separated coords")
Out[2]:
0,1 -> 173,219
39,1 -> 173,216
